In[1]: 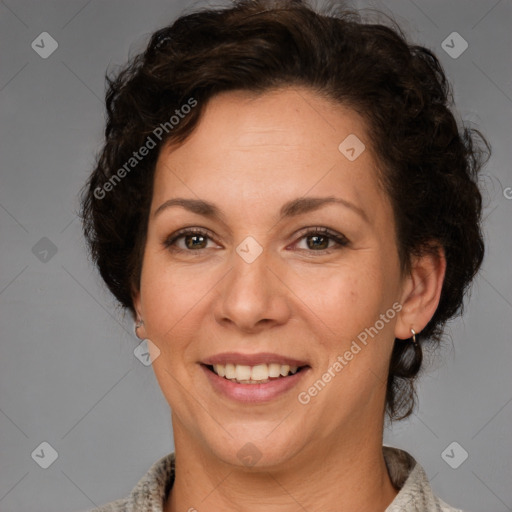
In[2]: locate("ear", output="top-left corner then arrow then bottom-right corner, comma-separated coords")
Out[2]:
131,285 -> 148,339
395,245 -> 446,340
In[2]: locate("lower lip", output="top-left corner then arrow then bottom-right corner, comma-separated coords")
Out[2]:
201,364 -> 310,403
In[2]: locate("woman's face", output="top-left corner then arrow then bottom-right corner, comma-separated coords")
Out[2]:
134,87 -> 409,468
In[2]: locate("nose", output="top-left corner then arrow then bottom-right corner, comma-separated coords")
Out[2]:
213,244 -> 292,334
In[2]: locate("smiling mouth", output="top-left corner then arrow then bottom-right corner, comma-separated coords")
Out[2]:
204,363 -> 308,384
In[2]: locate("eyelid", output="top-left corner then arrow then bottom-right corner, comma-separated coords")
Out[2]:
290,226 -> 350,250
164,225 -> 349,253
293,225 -> 347,240
163,226 -> 220,249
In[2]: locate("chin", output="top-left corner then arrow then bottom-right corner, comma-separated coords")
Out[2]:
202,424 -> 307,471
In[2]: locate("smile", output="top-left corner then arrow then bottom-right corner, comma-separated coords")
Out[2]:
207,363 -> 303,384
201,363 -> 310,403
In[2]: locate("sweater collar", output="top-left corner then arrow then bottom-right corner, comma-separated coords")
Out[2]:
110,446 -> 450,512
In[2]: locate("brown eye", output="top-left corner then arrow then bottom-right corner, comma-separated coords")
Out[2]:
183,233 -> 208,249
164,228 -> 217,252
164,226 -> 348,254
306,234 -> 330,250
293,227 -> 349,253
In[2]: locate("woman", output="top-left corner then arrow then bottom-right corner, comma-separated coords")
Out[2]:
80,0 -> 489,510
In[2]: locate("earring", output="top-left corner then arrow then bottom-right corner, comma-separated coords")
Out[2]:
134,318 -> 144,340
410,328 -> 417,344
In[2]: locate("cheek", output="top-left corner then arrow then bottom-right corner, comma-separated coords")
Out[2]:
289,261 -> 387,338
139,256 -> 205,397
139,253 -> 210,343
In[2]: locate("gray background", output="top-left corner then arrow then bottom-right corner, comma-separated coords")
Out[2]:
0,0 -> 511,511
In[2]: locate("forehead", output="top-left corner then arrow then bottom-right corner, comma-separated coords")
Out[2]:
151,87 -> 387,223
161,87 -> 372,160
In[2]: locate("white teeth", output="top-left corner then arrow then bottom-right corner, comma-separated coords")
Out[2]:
225,363 -> 236,379
209,362 -> 303,383
251,364 -> 268,380
280,364 -> 290,377
213,364 -> 225,377
268,363 -> 281,378
235,365 -> 252,381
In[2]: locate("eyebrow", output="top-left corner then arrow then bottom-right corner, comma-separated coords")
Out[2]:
153,196 -> 369,224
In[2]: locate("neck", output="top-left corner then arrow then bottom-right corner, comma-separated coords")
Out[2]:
165,419 -> 398,512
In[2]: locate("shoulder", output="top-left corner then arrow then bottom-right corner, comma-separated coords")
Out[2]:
439,497 -> 465,512
87,452 -> 175,512
88,448 -> 466,512
383,446 -> 466,512
88,497 -> 129,512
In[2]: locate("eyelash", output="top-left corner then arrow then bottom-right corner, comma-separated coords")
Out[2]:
163,226 -> 349,255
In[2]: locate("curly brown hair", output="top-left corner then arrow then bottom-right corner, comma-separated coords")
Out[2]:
80,0 -> 489,421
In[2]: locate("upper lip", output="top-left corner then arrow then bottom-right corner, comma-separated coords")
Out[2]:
201,352 -> 309,367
